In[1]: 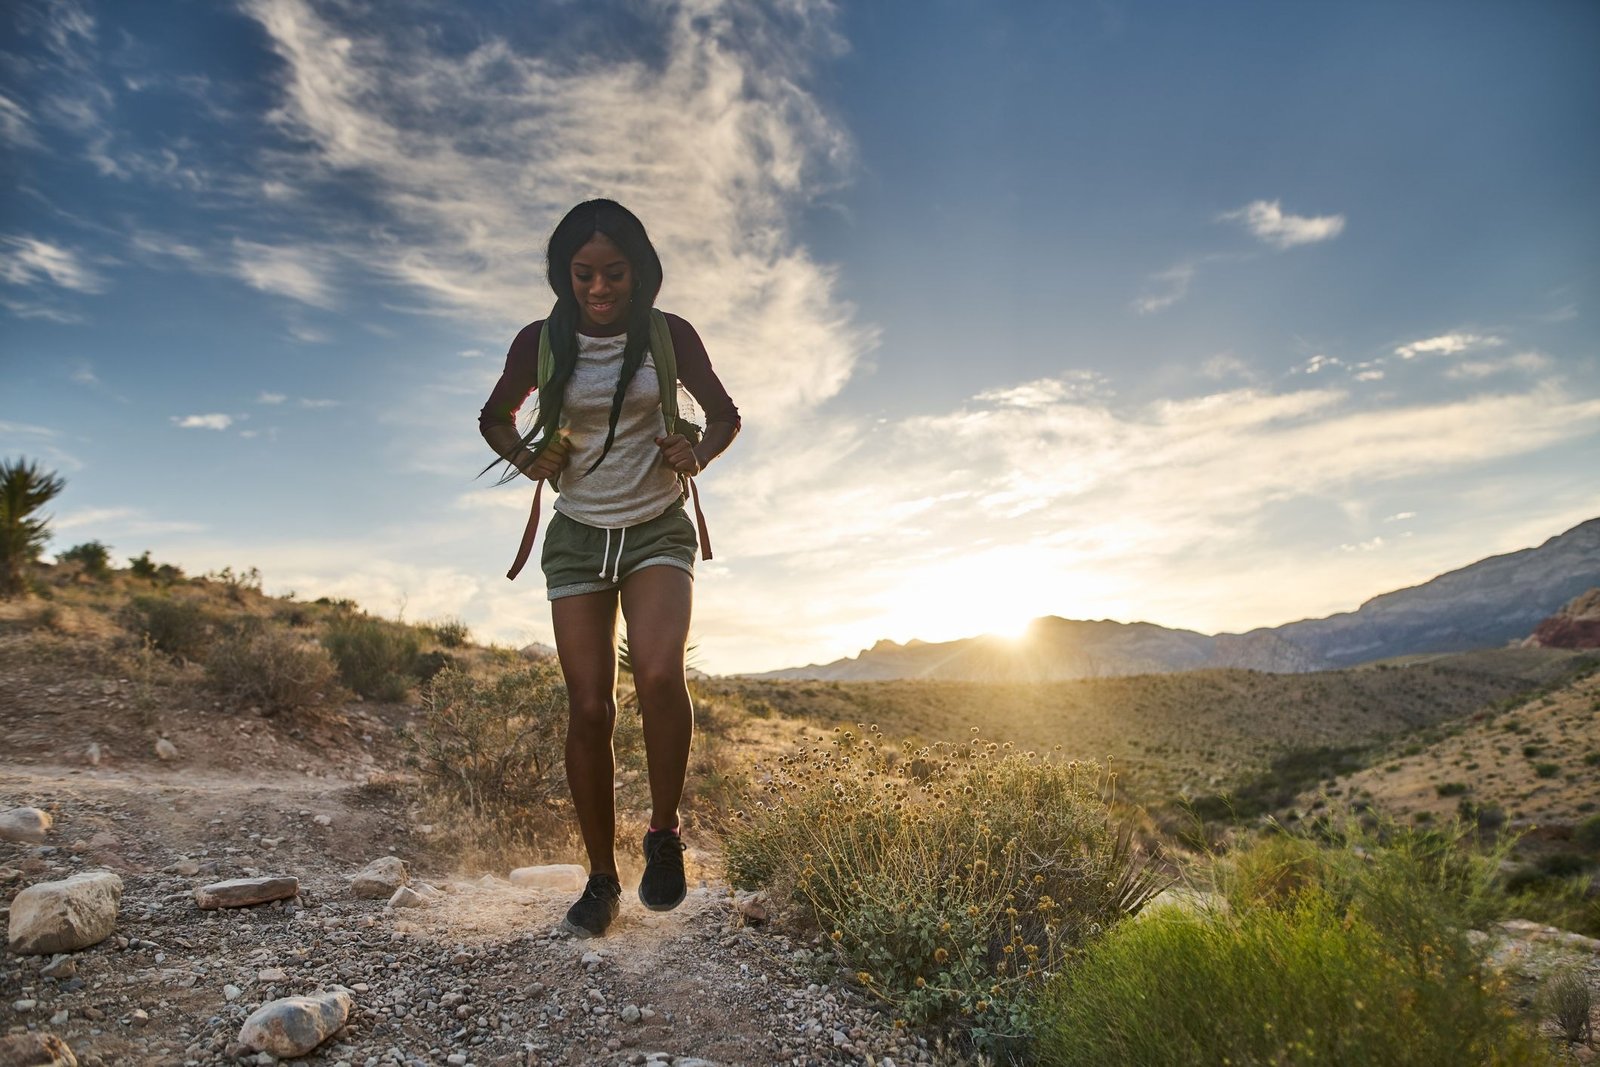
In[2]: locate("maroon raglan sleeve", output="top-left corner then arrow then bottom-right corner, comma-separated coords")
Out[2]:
478,321 -> 543,470
665,313 -> 741,429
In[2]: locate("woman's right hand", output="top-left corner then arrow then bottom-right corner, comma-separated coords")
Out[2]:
524,435 -> 572,481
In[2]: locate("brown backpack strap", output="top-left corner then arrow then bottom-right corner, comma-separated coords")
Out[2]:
687,477 -> 712,561
506,479 -> 544,580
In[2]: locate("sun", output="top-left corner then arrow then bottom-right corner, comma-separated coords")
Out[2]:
874,558 -> 1045,645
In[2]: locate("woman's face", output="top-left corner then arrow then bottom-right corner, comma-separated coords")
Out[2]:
570,233 -> 634,333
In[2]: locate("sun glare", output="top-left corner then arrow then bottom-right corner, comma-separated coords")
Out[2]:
872,552 -> 1054,645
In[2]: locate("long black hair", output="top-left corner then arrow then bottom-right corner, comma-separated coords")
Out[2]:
502,199 -> 664,483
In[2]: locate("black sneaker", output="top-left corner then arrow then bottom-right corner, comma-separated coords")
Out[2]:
561,873 -> 621,938
639,827 -> 687,912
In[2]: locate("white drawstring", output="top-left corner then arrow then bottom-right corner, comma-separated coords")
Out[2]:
597,526 -> 628,583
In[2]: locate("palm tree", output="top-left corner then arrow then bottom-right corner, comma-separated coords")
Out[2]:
0,458 -> 66,598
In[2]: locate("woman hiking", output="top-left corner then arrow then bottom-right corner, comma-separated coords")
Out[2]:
478,199 -> 740,937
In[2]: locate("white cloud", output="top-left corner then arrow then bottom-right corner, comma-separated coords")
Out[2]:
1200,354 -> 1251,381
171,413 -> 234,430
257,392 -> 287,405
1394,331 -> 1503,359
1133,263 -> 1194,315
231,239 -> 336,307
1446,351 -> 1551,380
1221,199 -> 1346,249
0,235 -> 106,292
1299,354 -> 1342,374
242,0 -> 868,422
1384,511 -> 1416,523
70,363 -> 98,385
0,93 -> 40,148
52,506 -> 205,536
298,397 -> 340,409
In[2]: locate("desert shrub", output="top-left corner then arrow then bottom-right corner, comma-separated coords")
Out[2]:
128,550 -> 183,583
1537,852 -> 1591,878
1533,762 -> 1560,779
724,728 -> 1163,1051
1537,966 -> 1594,1044
1435,781 -> 1469,797
414,649 -> 455,683
1035,893 -> 1553,1067
122,594 -> 213,661
408,663 -> 568,827
205,565 -> 262,602
426,616 -> 471,648
1573,814 -> 1600,851
322,615 -> 420,701
58,541 -> 112,579
204,624 -> 338,714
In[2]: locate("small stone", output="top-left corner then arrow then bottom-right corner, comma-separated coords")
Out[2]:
581,951 -> 603,967
7,871 -> 123,955
41,956 -> 76,980
238,991 -> 354,1058
225,984 -> 243,1002
350,857 -> 409,899
447,1057 -> 467,1067
86,742 -> 102,766
13,998 -> 37,1013
734,890 -> 769,926
621,1004 -> 641,1024
154,738 -> 178,761
258,967 -> 288,982
387,886 -> 426,909
167,858 -> 201,877
507,864 -> 587,892
0,1032 -> 79,1066
86,831 -> 118,851
49,1010 -> 69,1025
0,806 -> 52,844
313,814 -> 333,827
194,876 -> 299,910
129,1008 -> 150,1027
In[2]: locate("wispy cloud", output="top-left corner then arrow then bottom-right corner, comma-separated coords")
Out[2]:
230,239 -> 336,308
1446,351 -> 1551,380
1132,263 -> 1194,315
0,235 -> 106,292
242,0 -> 869,421
257,392 -> 287,405
1395,331 -> 1504,359
170,413 -> 234,430
0,93 -> 41,148
1221,199 -> 1346,249
52,506 -> 205,536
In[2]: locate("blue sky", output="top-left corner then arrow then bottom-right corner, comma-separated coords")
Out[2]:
2,0 -> 1597,673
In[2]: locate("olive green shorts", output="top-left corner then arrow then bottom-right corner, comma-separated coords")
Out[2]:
541,501 -> 697,600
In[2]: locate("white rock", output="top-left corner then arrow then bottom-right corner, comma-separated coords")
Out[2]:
387,886 -> 427,908
154,738 -> 178,761
7,871 -> 123,955
41,956 -> 76,980
194,876 -> 299,910
508,864 -> 587,892
85,743 -> 102,766
350,856 -> 409,899
312,814 -> 333,827
238,991 -> 353,1058
13,999 -> 37,1012
225,984 -> 242,1002
0,806 -> 52,844
621,1004 -> 642,1024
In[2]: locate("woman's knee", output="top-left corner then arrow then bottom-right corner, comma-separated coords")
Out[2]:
631,662 -> 687,705
567,692 -> 617,737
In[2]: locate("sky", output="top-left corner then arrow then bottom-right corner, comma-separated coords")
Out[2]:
2,0 -> 1597,674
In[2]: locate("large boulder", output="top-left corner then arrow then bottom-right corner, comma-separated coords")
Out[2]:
349,856 -> 409,899
237,991 -> 353,1057
0,807 -> 52,844
0,1032 -> 78,1066
7,871 -> 123,955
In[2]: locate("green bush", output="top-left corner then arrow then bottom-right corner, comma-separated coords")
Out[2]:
1035,894 -> 1552,1067
1533,762 -> 1560,779
426,616 -> 472,648
1574,814 -> 1600,851
58,541 -> 112,579
322,615 -> 420,701
204,624 -> 338,714
724,728 -> 1162,1051
409,663 -> 569,824
1435,781 -> 1469,797
122,594 -> 213,661
1537,966 -> 1594,1044
128,550 -> 183,583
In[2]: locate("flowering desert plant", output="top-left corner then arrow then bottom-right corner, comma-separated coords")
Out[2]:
724,726 -> 1163,1050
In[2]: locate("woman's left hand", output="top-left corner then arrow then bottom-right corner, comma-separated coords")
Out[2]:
654,433 -> 702,476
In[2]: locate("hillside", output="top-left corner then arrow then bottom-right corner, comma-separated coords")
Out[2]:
752,516 -> 1600,681
708,648 -> 1593,805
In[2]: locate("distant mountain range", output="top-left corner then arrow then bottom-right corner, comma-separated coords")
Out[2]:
746,517 -> 1600,682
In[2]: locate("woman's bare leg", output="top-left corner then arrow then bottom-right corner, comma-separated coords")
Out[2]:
619,566 -> 694,831
552,589 -> 621,876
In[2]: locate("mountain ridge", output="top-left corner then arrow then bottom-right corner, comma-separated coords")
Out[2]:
748,517 -> 1600,681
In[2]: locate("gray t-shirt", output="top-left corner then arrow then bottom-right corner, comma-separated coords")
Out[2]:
551,332 -> 682,528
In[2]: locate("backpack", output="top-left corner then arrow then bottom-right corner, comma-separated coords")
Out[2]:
505,307 -> 712,580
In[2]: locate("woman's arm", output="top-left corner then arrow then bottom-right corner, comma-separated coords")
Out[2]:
664,313 -> 741,469
479,321 -> 545,478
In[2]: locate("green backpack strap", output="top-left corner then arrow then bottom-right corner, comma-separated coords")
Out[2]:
649,308 -> 678,433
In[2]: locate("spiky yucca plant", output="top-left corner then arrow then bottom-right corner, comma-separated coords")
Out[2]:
0,458 -> 65,598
